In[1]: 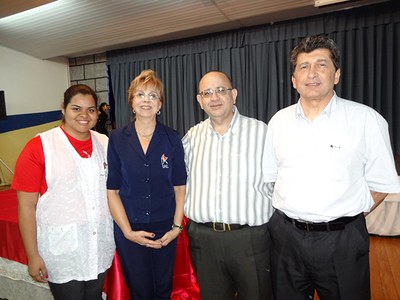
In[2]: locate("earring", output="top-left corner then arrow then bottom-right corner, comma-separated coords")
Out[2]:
157,110 -> 161,115
132,109 -> 136,114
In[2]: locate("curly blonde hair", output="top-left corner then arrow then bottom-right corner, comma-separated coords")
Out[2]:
128,69 -> 164,107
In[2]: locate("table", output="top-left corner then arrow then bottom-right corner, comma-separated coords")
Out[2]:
0,189 -> 200,299
0,189 -> 52,299
366,193 -> 400,236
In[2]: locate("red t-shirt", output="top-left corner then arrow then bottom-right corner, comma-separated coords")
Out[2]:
12,127 -> 93,195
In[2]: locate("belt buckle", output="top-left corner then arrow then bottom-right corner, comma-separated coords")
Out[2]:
212,222 -> 231,232
296,219 -> 312,232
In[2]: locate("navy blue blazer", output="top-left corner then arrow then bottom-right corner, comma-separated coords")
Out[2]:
107,121 -> 187,224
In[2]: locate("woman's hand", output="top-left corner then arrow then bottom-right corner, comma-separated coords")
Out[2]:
107,190 -> 162,249
17,191 -> 48,283
159,227 -> 181,247
28,254 -> 48,283
124,230 -> 162,249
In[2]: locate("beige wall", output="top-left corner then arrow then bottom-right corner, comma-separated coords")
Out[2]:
0,47 -> 110,186
0,121 -> 61,185
0,45 -> 69,186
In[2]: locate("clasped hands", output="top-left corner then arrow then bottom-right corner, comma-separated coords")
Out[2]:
124,228 -> 181,249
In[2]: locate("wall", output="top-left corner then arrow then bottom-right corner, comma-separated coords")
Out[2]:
68,53 -> 108,104
0,46 -> 69,185
0,46 -> 69,115
0,49 -> 109,186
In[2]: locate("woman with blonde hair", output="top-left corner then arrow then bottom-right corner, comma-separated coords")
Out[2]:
107,70 -> 187,299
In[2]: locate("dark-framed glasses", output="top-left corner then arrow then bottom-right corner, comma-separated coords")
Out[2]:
198,87 -> 233,98
134,92 -> 160,101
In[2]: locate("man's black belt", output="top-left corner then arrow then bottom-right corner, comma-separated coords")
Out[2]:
281,212 -> 361,232
201,222 -> 248,232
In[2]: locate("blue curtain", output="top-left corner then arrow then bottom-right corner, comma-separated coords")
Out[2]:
107,1 -> 400,154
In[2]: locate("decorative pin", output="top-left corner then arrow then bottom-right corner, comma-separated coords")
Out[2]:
161,154 -> 169,169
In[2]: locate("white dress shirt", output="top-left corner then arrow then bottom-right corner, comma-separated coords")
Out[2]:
263,93 -> 400,222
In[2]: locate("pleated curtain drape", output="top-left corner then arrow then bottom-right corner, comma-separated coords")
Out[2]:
107,1 -> 400,154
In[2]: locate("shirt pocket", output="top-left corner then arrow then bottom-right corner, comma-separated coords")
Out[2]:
48,223 -> 79,255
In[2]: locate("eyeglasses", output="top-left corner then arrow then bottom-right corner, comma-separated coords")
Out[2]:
134,92 -> 160,101
198,87 -> 233,98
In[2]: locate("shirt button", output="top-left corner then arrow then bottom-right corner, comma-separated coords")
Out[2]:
93,232 -> 96,235
144,178 -> 150,183
144,163 -> 149,167
145,212 -> 150,216
145,195 -> 151,199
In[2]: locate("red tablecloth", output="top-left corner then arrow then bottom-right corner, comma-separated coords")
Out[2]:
0,189 -> 200,299
0,189 -> 28,265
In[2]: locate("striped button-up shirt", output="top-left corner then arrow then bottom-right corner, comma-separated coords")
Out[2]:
183,106 -> 273,226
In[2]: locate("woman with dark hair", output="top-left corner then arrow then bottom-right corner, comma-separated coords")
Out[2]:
95,102 -> 109,136
107,70 -> 187,299
12,84 -> 115,300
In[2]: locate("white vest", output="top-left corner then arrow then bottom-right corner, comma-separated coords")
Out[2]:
37,127 -> 115,283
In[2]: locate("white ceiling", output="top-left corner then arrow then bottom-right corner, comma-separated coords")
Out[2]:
0,0 -> 388,60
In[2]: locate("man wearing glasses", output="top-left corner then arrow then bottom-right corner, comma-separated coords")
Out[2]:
182,71 -> 274,300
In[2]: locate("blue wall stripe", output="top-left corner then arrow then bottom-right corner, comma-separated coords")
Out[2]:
0,110 -> 62,133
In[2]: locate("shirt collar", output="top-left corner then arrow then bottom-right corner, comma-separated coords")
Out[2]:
207,105 -> 240,136
295,91 -> 338,120
325,91 -> 338,117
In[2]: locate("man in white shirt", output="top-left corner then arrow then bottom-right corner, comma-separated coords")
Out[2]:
263,35 -> 400,300
183,71 -> 274,300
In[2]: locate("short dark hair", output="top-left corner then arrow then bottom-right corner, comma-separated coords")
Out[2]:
290,35 -> 340,73
62,84 -> 98,123
99,102 -> 108,112
63,84 -> 98,108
